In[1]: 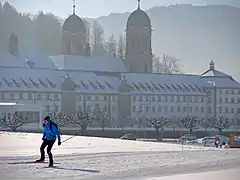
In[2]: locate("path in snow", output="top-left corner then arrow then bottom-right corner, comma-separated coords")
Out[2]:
1,132 -> 240,180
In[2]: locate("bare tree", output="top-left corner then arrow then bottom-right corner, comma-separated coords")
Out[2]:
117,34 -> 125,60
73,112 -> 93,136
234,113 -> 240,130
93,107 -> 108,132
208,116 -> 231,134
0,113 -> 28,132
153,54 -> 182,74
105,34 -> 117,58
91,21 -> 105,56
180,116 -> 200,134
146,117 -> 168,141
49,112 -> 72,128
119,115 -> 129,131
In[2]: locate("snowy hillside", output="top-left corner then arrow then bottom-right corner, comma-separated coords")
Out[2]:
0,132 -> 240,180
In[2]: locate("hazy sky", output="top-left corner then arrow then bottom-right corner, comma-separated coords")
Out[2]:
3,0 -> 211,18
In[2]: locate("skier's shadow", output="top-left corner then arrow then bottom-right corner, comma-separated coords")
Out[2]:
53,166 -> 100,173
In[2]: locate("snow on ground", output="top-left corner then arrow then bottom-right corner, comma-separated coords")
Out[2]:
145,168 -> 239,180
1,132 -> 240,180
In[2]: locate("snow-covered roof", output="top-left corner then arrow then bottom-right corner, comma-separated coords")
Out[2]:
70,72 -> 120,94
122,73 -> 208,95
49,55 -> 127,72
0,67 -> 63,92
201,61 -> 240,88
0,53 -> 57,69
201,69 -> 232,78
203,78 -> 240,88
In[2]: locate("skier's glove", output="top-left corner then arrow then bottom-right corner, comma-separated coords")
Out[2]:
58,141 -> 61,146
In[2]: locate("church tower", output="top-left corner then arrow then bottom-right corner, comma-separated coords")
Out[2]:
62,0 -> 87,55
125,0 -> 152,73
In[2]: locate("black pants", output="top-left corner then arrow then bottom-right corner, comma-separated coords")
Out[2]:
40,140 -> 55,164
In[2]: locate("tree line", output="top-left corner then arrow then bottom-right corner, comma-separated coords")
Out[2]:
1,110 -> 240,142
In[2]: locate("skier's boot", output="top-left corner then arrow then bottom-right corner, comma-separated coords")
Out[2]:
35,159 -> 44,163
48,162 -> 54,167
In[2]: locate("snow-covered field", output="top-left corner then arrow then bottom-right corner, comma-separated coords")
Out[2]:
0,132 -> 240,180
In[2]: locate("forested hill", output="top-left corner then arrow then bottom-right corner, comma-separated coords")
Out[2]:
94,4 -> 240,78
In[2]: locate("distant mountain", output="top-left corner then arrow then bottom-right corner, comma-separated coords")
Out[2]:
90,4 -> 240,80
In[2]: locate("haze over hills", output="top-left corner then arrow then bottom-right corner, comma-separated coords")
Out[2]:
90,4 -> 240,80
1,1 -> 239,81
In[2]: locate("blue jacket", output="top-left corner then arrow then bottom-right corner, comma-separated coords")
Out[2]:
42,122 -> 61,142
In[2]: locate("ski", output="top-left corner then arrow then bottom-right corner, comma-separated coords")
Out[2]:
43,165 -> 59,169
8,161 -> 60,165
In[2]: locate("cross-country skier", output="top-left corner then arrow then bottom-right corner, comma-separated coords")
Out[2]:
36,115 -> 61,167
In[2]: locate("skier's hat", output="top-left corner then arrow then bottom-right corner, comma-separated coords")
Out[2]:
44,115 -> 50,121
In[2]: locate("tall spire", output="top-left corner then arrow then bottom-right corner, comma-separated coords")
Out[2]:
138,0 -> 140,9
73,0 -> 76,14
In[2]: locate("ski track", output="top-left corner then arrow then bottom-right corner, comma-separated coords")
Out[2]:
1,149 -> 240,180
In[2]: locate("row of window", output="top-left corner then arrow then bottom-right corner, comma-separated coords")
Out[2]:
132,106 -> 240,114
218,107 -> 240,114
219,97 -> 240,104
0,92 -> 60,101
219,89 -> 240,94
132,95 -> 205,103
132,105 -> 205,113
77,104 -> 117,113
77,95 -> 118,101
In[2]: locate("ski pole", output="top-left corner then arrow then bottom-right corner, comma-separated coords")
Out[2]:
61,133 -> 78,144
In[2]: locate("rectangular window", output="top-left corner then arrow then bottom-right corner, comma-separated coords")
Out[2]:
139,96 -> 142,102
78,95 -> 81,101
201,107 -> 204,113
104,96 -> 108,101
225,108 -> 228,113
95,96 -> 99,101
45,94 -> 50,100
19,93 -> 23,100
37,94 -> 41,100
219,107 -> 222,113
152,96 -> 155,102
158,106 -> 161,112
145,106 -> 149,112
152,106 -> 155,112
132,96 -> 136,101
208,107 -> 212,113
158,96 -> 161,102
146,96 -> 149,101
164,96 -> 168,102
